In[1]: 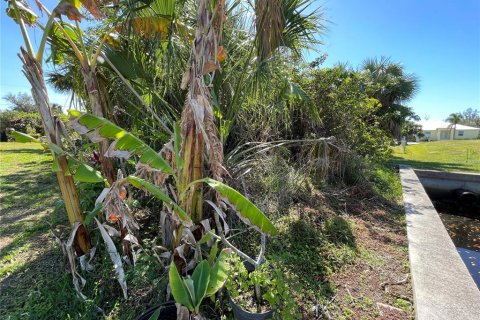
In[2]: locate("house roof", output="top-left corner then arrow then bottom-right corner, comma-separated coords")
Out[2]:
418,120 -> 480,131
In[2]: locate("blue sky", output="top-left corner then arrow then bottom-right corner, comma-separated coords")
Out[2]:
316,0 -> 480,120
0,0 -> 76,109
1,0 -> 479,121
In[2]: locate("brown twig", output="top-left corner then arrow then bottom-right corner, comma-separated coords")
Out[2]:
381,274 -> 409,290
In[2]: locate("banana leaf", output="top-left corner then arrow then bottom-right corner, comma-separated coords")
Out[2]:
200,178 -> 278,236
206,249 -> 231,296
127,176 -> 191,225
169,262 -> 194,311
10,130 -> 40,143
191,260 -> 210,310
68,110 -> 173,174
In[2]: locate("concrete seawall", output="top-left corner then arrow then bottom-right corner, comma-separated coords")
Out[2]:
414,169 -> 480,198
400,166 -> 480,320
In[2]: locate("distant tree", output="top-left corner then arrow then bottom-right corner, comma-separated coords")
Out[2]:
2,92 -> 37,113
361,57 -> 420,139
460,108 -> 480,127
51,103 -> 63,114
402,120 -> 423,141
446,113 -> 463,138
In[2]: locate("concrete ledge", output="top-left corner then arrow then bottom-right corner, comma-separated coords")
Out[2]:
414,169 -> 480,198
400,165 -> 480,320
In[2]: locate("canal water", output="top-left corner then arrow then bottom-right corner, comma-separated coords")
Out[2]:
432,198 -> 480,289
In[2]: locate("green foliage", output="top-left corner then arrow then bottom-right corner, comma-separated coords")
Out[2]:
459,108 -> 480,127
74,163 -> 105,183
0,110 -> 43,141
2,92 -> 37,112
169,250 -> 231,313
366,166 -> 403,202
200,178 -> 278,236
324,216 -> 355,247
9,129 -> 41,143
68,110 -> 173,174
127,176 -> 191,224
298,65 -> 391,161
226,255 -> 299,319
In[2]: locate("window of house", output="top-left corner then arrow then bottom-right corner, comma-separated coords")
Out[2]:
458,131 -> 464,136
424,131 -> 431,135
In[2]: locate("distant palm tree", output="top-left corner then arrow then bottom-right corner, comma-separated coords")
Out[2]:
446,113 -> 463,139
361,57 -> 420,138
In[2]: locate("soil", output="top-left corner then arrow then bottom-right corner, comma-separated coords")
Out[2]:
309,189 -> 413,319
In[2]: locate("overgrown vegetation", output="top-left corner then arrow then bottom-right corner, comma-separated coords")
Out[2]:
1,0 -> 421,318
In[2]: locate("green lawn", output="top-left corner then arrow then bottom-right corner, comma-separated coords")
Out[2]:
390,140 -> 480,173
0,143 -> 99,319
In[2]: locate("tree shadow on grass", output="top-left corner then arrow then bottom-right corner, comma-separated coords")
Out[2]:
0,160 -> 64,263
0,168 -> 58,214
1,148 -> 47,155
389,157 -> 478,172
0,243 -> 105,319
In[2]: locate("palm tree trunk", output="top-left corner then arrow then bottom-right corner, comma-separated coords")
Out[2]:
19,48 -> 91,255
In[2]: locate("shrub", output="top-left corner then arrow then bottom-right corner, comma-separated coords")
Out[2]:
324,216 -> 355,247
0,111 -> 43,141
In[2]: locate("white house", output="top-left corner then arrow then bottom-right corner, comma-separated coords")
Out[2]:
418,120 -> 480,141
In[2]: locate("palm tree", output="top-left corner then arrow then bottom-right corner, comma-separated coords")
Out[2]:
446,113 -> 463,139
361,57 -> 420,138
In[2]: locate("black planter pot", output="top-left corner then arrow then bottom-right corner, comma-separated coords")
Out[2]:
229,296 -> 273,320
243,260 -> 256,273
136,301 -> 177,320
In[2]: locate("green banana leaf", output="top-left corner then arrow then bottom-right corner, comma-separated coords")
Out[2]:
198,230 -> 215,245
127,176 -> 191,225
191,260 -> 210,310
200,178 -> 278,236
10,130 -> 104,182
183,277 -> 196,306
68,110 -> 173,174
207,241 -> 218,266
169,262 -> 194,311
74,163 -> 104,183
206,249 -> 231,296
10,130 -> 40,143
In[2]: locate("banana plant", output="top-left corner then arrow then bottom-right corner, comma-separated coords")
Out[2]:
5,0 -> 91,255
168,249 -> 231,317
67,111 -> 277,273
68,111 -> 276,227
42,0 -> 117,184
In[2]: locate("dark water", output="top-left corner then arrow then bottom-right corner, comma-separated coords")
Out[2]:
434,199 -> 480,289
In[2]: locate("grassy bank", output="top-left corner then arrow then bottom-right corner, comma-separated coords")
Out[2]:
0,142 -> 412,319
0,142 -> 86,318
390,140 -> 480,172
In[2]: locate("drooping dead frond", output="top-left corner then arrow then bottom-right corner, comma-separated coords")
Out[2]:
95,218 -> 128,299
100,170 -> 139,264
179,0 -> 226,222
